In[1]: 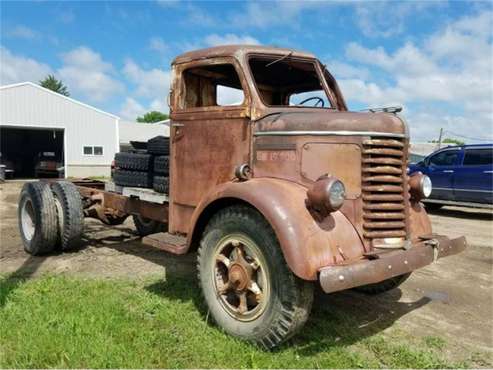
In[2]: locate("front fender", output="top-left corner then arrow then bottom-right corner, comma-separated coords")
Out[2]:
188,178 -> 365,280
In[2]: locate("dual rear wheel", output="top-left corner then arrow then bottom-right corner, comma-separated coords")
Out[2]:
18,181 -> 84,255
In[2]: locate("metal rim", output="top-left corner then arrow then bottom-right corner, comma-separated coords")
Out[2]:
54,197 -> 64,233
20,198 -> 35,241
211,233 -> 271,322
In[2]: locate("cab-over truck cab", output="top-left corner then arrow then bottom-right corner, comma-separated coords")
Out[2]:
18,45 -> 467,349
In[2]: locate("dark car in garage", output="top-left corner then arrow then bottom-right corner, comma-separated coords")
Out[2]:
34,151 -> 64,178
409,144 -> 493,209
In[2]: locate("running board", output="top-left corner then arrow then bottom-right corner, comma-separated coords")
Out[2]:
142,232 -> 188,254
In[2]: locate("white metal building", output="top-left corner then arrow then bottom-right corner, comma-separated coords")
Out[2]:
0,82 -> 119,178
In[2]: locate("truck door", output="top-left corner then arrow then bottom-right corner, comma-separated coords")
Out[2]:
169,59 -> 251,234
453,147 -> 493,204
425,148 -> 461,200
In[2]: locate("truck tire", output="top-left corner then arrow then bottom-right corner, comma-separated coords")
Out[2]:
354,273 -> 411,295
153,176 -> 169,193
113,169 -> 152,188
153,156 -> 169,175
51,181 -> 84,251
115,152 -> 153,171
197,205 -> 314,349
132,215 -> 166,236
147,136 -> 170,155
18,182 -> 59,255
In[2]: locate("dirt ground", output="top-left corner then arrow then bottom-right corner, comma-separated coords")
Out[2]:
1,181 -> 492,364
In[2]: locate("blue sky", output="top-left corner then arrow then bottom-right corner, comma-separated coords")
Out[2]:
1,0 -> 492,142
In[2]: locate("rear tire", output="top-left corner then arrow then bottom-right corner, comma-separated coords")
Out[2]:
113,169 -> 152,188
132,215 -> 166,236
152,176 -> 169,193
18,182 -> 58,255
147,136 -> 170,155
354,273 -> 411,294
153,156 -> 169,175
197,205 -> 314,349
115,152 -> 153,171
51,181 -> 84,251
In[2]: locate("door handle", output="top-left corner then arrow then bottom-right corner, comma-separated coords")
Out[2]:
484,170 -> 493,174
443,170 -> 454,173
171,122 -> 185,143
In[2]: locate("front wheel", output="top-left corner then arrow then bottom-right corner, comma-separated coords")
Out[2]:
197,205 -> 314,349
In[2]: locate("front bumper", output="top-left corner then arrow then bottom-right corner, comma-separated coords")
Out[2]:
319,235 -> 467,293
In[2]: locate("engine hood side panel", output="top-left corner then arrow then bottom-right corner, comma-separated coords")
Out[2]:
255,111 -> 407,136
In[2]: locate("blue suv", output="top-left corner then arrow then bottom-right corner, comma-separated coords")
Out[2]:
409,144 -> 493,209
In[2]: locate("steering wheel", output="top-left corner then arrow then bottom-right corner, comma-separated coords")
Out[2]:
299,96 -> 324,107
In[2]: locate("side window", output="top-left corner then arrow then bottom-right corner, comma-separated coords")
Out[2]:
94,146 -> 104,156
463,148 -> 493,166
83,146 -> 104,156
429,150 -> 459,166
181,63 -> 244,109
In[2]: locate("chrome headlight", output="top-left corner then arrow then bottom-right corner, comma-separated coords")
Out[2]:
306,175 -> 346,218
409,172 -> 432,201
421,175 -> 432,198
328,180 -> 346,210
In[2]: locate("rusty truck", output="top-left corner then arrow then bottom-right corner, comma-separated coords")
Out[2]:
17,45 -> 467,349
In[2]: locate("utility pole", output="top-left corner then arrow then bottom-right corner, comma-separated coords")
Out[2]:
437,128 -> 443,149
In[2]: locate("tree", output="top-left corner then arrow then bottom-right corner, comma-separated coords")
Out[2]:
39,75 -> 70,96
429,137 -> 465,146
442,138 -> 465,146
136,111 -> 169,123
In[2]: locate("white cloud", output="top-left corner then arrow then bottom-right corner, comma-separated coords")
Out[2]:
230,1 -> 322,29
204,34 -> 260,47
122,59 -> 170,98
334,10 -> 493,142
119,97 -> 168,121
326,61 -> 370,80
149,37 -> 168,54
149,98 -> 167,112
119,97 -> 146,121
6,25 -> 38,40
58,46 -> 124,103
121,60 -> 170,119
354,1 -> 443,38
185,5 -> 216,27
0,46 -> 53,85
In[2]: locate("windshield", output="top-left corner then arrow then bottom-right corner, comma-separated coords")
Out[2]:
249,57 -> 332,108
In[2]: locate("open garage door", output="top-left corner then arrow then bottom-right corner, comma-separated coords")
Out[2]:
0,127 -> 64,179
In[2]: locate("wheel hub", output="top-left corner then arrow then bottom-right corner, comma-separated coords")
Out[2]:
228,263 -> 250,291
212,235 -> 270,321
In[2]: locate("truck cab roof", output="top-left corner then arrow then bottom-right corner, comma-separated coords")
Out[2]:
172,45 -> 316,65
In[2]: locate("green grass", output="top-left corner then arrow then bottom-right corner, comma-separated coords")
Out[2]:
0,274 -> 474,368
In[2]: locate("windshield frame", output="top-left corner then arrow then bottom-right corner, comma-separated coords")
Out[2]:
245,53 -> 339,111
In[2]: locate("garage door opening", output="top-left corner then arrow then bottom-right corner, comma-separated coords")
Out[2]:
0,127 -> 64,179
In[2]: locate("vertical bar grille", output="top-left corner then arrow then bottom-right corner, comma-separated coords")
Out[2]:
362,138 -> 408,240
